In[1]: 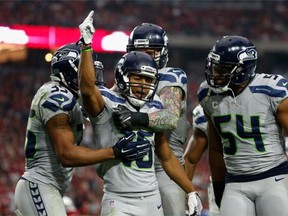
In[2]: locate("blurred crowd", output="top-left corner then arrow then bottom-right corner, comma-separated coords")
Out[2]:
1,0 -> 288,41
1,0 -> 288,215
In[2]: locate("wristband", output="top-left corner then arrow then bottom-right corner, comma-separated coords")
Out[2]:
112,145 -> 122,159
81,46 -> 92,52
130,112 -> 149,127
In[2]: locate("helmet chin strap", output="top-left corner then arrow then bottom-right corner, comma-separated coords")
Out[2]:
227,87 -> 237,105
127,96 -> 145,109
227,86 -> 246,109
209,84 -> 239,107
127,88 -> 145,108
209,82 -> 248,109
209,80 -> 231,94
210,61 -> 243,94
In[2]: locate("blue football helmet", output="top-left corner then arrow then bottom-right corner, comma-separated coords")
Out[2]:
50,43 -> 105,95
115,51 -> 159,107
127,23 -> 169,69
205,35 -> 257,93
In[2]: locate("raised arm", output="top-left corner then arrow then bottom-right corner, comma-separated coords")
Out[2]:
78,10 -> 105,116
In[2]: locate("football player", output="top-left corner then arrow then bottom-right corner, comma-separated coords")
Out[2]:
184,104 -> 219,216
113,22 -> 191,216
14,42 -> 150,216
78,11 -> 202,216
198,35 -> 288,216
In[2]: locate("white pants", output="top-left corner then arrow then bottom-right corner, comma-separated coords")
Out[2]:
14,178 -> 66,216
220,174 -> 288,216
101,191 -> 164,216
156,170 -> 186,216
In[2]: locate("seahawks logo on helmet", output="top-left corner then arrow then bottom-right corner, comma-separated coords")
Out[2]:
237,47 -> 257,63
52,49 -> 79,65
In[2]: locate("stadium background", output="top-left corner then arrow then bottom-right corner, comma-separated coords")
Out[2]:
1,1 -> 288,215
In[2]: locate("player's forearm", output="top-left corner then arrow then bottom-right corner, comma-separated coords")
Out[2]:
156,133 -> 194,192
78,46 -> 105,115
162,153 -> 195,193
148,86 -> 182,131
207,117 -> 225,180
208,148 -> 226,208
184,159 -> 197,181
148,109 -> 179,131
209,150 -> 226,181
59,146 -> 115,167
78,47 -> 96,96
183,133 -> 207,181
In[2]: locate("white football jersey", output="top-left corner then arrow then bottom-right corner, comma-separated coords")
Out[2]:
154,67 -> 189,171
198,73 -> 288,175
22,81 -> 84,194
89,86 -> 163,197
192,104 -> 208,136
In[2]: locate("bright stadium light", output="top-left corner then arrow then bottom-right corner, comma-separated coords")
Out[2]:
0,25 -> 130,52
0,26 -> 29,44
101,31 -> 129,52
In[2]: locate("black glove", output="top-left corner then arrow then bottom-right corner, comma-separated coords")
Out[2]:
212,181 -> 225,208
112,132 -> 151,160
113,105 -> 149,131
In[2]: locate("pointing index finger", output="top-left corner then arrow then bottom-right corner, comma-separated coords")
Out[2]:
87,10 -> 94,19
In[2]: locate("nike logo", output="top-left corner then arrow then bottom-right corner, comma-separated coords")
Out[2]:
121,149 -> 131,154
275,177 -> 284,182
54,97 -> 65,102
123,116 -> 131,123
157,204 -> 162,209
283,82 -> 288,86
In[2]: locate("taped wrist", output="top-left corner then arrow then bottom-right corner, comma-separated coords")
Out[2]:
130,112 -> 149,127
112,145 -> 122,159
212,181 -> 225,208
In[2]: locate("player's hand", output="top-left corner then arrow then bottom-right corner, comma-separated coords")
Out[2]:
113,105 -> 133,130
113,105 -> 149,130
79,10 -> 95,45
187,192 -> 203,216
112,132 -> 150,160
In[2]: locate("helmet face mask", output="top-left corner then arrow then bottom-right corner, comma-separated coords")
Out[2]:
127,23 -> 169,69
205,61 -> 234,90
94,60 -> 106,86
205,35 -> 257,93
115,51 -> 159,108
